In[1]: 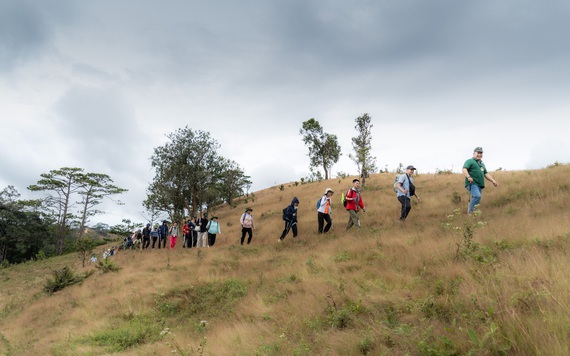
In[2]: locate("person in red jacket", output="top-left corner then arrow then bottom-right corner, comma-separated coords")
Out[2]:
345,179 -> 366,230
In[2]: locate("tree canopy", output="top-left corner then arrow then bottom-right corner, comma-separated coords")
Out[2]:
27,167 -> 127,254
145,127 -> 251,221
299,118 -> 341,180
349,113 -> 377,188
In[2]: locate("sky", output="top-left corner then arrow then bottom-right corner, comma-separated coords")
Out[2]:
1,0 -> 569,226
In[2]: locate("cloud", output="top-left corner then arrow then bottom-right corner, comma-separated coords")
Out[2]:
526,139 -> 570,169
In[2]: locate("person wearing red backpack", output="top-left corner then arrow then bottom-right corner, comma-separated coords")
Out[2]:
345,179 -> 366,230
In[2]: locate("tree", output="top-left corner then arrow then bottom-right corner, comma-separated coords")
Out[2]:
349,113 -> 377,188
299,118 -> 341,180
145,127 -> 251,219
0,186 -> 51,264
76,173 -> 127,238
109,219 -> 141,238
27,167 -> 83,254
216,158 -> 252,208
76,237 -> 95,268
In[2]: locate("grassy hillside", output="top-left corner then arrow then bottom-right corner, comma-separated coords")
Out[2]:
1,165 -> 569,355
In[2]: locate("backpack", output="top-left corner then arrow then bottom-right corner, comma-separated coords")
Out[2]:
341,190 -> 349,207
316,197 -> 322,210
282,207 -> 288,221
394,174 -> 416,196
393,174 -> 401,193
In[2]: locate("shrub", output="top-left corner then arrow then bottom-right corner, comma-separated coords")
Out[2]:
44,266 -> 86,295
85,314 -> 162,352
96,258 -> 121,273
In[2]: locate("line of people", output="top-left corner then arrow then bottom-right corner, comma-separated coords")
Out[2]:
125,147 -> 499,248
278,147 -> 499,241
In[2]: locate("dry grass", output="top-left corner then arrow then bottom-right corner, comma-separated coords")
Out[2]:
1,165 -> 569,355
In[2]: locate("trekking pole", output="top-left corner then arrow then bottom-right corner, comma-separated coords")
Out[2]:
467,184 -> 471,214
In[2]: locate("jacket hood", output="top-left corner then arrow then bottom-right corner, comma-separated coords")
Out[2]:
291,196 -> 299,205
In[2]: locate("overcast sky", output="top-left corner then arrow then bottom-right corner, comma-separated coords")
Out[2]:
1,0 -> 569,226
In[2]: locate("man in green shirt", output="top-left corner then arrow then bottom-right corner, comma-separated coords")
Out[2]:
462,147 -> 499,213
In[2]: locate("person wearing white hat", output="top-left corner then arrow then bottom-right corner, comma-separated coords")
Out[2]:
317,188 -> 334,233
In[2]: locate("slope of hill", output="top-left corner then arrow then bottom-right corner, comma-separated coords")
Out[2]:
1,165 -> 569,355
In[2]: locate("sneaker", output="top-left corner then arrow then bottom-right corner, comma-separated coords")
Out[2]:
277,239 -> 282,243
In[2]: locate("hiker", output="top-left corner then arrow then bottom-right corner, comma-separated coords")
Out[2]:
396,165 -> 421,221
189,216 -> 198,248
463,147 -> 499,213
345,179 -> 366,230
132,230 -> 142,249
169,221 -> 179,249
150,223 -> 159,249
278,197 -> 300,242
123,234 -> 133,250
207,216 -> 221,247
182,220 -> 190,248
317,188 -> 334,233
240,207 -> 255,245
158,220 -> 169,249
197,213 -> 209,247
142,223 -> 152,249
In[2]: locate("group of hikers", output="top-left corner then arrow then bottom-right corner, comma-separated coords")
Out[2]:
117,146 -> 498,249
278,146 -> 499,241
123,214 -> 223,250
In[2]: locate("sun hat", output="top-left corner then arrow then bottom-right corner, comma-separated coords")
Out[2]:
324,188 -> 334,194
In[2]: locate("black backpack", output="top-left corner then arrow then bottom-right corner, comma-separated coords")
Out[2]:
282,207 -> 288,221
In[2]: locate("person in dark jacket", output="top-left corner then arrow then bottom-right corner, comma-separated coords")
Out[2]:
142,223 -> 151,249
158,220 -> 169,249
278,197 -> 299,242
188,217 -> 197,248
198,213 -> 209,247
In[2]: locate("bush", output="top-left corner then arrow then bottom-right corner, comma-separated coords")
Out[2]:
44,266 -> 86,295
96,258 -> 121,273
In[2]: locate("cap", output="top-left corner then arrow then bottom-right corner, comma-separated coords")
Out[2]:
474,147 -> 483,153
324,188 -> 334,194
406,165 -> 416,170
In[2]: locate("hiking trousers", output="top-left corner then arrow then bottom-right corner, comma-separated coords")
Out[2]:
346,210 -> 360,230
241,227 -> 253,245
317,212 -> 332,233
198,231 -> 208,247
158,235 -> 167,248
466,184 -> 482,213
398,196 -> 412,220
208,233 -> 217,247
279,220 -> 297,240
